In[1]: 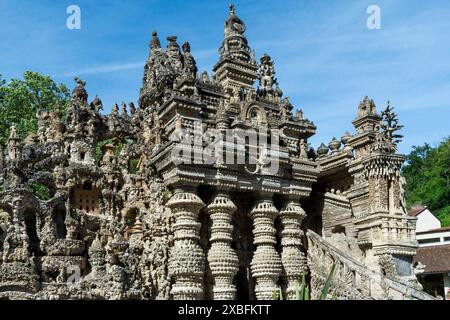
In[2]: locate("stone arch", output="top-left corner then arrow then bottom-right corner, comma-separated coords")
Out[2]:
23,208 -> 41,255
240,103 -> 268,126
53,207 -> 67,239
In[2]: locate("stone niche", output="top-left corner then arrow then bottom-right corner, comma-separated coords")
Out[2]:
69,141 -> 95,166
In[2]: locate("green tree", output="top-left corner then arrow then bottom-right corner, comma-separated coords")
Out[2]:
28,183 -> 52,201
0,71 -> 70,146
403,137 -> 450,227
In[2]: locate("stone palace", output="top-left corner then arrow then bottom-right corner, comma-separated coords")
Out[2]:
0,5 -> 433,300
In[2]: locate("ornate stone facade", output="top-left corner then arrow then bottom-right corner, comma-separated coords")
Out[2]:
0,6 -> 433,300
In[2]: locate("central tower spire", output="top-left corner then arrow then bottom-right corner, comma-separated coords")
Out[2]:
220,3 -> 251,62
213,4 -> 258,95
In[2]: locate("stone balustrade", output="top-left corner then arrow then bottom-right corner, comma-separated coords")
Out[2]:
306,230 -> 434,300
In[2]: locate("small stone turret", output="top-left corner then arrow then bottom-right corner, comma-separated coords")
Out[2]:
349,96 -> 382,159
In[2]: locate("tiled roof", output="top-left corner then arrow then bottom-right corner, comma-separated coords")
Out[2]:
417,227 -> 450,235
408,206 -> 427,217
413,244 -> 450,274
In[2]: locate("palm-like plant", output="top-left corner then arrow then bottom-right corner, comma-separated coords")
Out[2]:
274,263 -> 336,300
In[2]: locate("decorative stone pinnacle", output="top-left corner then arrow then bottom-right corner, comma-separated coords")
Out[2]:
229,3 -> 236,15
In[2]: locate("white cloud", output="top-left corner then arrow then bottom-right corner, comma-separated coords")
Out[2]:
60,62 -> 145,77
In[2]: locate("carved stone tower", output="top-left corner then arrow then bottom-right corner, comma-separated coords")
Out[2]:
350,96 -> 382,159
213,4 -> 258,95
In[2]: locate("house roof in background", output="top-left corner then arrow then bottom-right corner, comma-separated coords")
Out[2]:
416,227 -> 450,235
408,206 -> 428,217
413,244 -> 450,274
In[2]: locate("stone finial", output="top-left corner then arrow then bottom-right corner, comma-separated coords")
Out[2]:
341,131 -> 352,145
357,96 -> 377,118
182,41 -> 197,79
112,103 -> 119,115
229,3 -> 236,15
295,109 -> 303,121
250,49 -> 256,64
328,137 -> 341,155
121,102 -> 128,116
72,77 -> 88,102
200,71 -> 210,83
166,36 -> 183,70
317,143 -> 329,157
129,102 -> 136,115
167,36 -> 179,48
150,31 -> 161,50
91,95 -> 103,112
220,3 -> 250,62
182,41 -> 191,53
341,131 -> 353,153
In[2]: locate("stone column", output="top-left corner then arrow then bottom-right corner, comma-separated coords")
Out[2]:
279,199 -> 307,299
249,195 -> 282,300
167,187 -> 205,300
207,192 -> 239,300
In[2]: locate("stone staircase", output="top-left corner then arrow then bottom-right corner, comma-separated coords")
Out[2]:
306,230 -> 435,300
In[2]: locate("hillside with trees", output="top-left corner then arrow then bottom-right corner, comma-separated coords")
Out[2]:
402,137 -> 450,227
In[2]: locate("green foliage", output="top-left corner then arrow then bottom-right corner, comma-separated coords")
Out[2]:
436,206 -> 450,228
319,263 -> 335,300
162,190 -> 171,203
28,183 -> 51,201
129,158 -> 140,174
98,195 -> 105,207
402,137 -> 450,227
0,72 -> 70,146
296,272 -> 311,300
296,273 -> 307,300
274,264 -> 335,300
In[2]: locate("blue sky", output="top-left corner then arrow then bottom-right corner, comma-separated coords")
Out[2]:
1,0 -> 449,154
